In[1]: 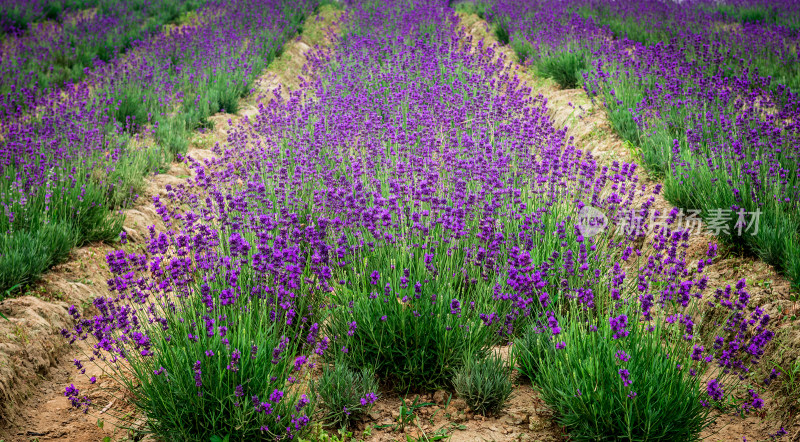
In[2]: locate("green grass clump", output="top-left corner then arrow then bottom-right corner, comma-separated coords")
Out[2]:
493,16 -> 510,45
714,4 -> 784,27
511,37 -> 534,65
313,364 -> 379,430
537,50 -> 587,89
511,325 -> 552,382
453,0 -> 490,19
326,244 -> 502,392
525,309 -> 712,441
0,221 -> 75,292
453,353 -> 513,416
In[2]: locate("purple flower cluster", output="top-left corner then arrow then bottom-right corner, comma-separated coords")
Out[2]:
360,392 -> 378,407
64,384 -> 91,413
609,314 -> 629,340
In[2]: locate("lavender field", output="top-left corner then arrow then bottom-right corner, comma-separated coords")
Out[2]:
0,0 -> 798,441
0,0 -> 311,291
469,0 -> 800,287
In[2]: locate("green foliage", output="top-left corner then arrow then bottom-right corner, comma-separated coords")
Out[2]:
326,277 -> 498,391
453,353 -> 513,416
493,17 -> 510,45
298,425 -> 357,442
511,37 -> 533,65
112,86 -> 151,132
120,281 -> 316,440
536,50 -> 587,89
772,354 -> 800,413
375,396 -> 436,434
286,6 -> 307,35
326,245 -> 501,392
313,363 -> 379,430
601,77 -> 649,165
715,4 -> 779,26
603,18 -> 670,45
155,118 -> 189,155
106,144 -> 166,207
43,2 -> 63,21
575,6 -> 673,45
3,7 -> 30,33
511,325 -> 552,382
0,161 -> 123,294
0,221 -> 75,296
529,308 -> 713,441
454,1 -> 490,20
740,8 -> 769,24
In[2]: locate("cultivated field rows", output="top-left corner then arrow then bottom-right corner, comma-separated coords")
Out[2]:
0,1 -> 798,441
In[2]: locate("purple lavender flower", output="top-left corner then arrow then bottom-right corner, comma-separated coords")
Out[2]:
618,368 -> 632,387
193,360 -> 203,388
227,349 -> 241,372
609,314 -> 629,340
269,389 -> 284,403
706,379 -> 724,402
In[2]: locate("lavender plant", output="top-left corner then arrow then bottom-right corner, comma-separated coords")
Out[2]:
511,322 -> 552,382
530,305 -> 713,441
313,363 -> 379,429
453,353 -> 513,416
536,49 -> 587,89
514,232 -> 774,441
326,257 -> 501,391
63,218 -> 326,439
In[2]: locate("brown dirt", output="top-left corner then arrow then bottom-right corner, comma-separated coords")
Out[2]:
340,347 -> 564,442
352,381 -> 564,442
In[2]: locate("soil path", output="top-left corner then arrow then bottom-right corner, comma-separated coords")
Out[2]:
0,6 -> 342,441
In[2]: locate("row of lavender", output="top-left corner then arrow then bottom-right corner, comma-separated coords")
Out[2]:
62,1 -> 776,440
1,0 -> 109,34
0,0 -> 210,119
1,0 -> 97,34
0,0 -> 316,293
464,0 -> 800,288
